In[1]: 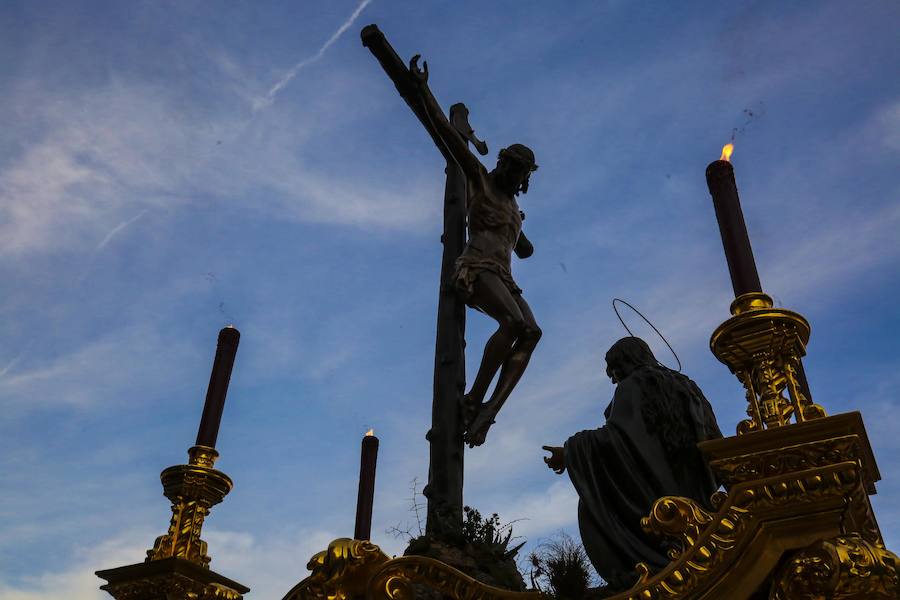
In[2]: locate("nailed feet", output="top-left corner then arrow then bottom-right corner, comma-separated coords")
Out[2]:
461,396 -> 498,448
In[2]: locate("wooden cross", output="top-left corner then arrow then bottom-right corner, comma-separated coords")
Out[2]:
361,24 -> 487,539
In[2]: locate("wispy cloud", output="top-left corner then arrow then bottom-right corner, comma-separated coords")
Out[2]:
253,0 -> 374,110
0,526 -> 337,600
880,100 -> 900,151
0,130 -> 110,255
0,529 -> 151,600
93,209 -> 149,253
204,528 -> 339,599
0,72 -> 436,258
502,480 -> 579,539
0,323 -> 195,415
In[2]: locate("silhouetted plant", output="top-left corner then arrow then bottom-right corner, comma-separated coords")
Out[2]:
386,477 -> 426,541
462,506 -> 513,548
526,533 -> 597,599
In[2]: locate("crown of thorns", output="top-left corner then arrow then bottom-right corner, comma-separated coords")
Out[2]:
499,144 -> 538,171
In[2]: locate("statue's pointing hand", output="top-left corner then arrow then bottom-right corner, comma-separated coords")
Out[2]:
542,445 -> 565,474
409,55 -> 428,86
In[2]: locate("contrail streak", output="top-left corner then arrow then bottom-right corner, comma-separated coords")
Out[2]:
94,209 -> 149,252
0,353 -> 22,378
255,0 -> 373,110
0,340 -> 33,379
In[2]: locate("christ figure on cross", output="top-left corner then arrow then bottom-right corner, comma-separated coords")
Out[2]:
410,56 -> 542,448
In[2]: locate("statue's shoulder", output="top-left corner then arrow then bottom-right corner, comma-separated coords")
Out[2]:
471,162 -> 492,189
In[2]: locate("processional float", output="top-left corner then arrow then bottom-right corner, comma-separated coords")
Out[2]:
96,25 -> 898,600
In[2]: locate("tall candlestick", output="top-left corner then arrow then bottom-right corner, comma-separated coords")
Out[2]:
354,430 -> 379,540
195,326 -> 241,448
706,158 -> 763,297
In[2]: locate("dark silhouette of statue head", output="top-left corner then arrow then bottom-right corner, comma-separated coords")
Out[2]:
605,337 -> 657,383
496,144 -> 538,195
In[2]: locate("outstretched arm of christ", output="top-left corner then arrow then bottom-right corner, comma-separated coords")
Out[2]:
409,56 -> 484,180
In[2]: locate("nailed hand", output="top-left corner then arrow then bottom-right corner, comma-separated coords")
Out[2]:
409,54 -> 429,86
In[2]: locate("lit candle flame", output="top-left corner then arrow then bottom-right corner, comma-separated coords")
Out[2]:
365,429 -> 375,437
720,143 -> 734,162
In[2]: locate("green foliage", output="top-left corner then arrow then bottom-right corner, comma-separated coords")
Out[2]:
404,505 -> 527,591
459,505 -> 526,590
461,506 -> 514,549
526,533 -> 596,600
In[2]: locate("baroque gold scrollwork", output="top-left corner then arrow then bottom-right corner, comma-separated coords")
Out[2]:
735,368 -> 763,436
200,582 -> 245,600
283,540 -> 543,600
634,490 -> 750,596
783,349 -> 826,421
100,575 -> 244,600
710,435 -> 863,485
770,535 -> 900,599
641,496 -> 716,560
619,462 -> 861,599
367,555 -> 544,600
281,538 -> 390,600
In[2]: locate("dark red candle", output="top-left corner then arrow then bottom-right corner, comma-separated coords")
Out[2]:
706,149 -> 763,298
354,430 -> 379,540
195,326 -> 241,448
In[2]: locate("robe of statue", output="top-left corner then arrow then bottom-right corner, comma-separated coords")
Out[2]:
564,337 -> 722,591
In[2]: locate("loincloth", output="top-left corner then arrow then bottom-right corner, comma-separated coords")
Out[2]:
453,256 -> 522,308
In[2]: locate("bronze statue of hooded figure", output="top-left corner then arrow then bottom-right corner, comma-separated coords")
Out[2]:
545,337 -> 722,591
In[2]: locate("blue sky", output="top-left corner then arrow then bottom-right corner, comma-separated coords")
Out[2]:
1,1 -> 898,598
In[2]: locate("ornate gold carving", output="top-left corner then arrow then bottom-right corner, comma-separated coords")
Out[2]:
610,461 -> 861,599
188,445 -> 220,469
710,293 -> 826,434
641,494 -> 728,561
146,446 -> 233,567
709,435 -> 863,486
282,539 -> 543,600
281,538 -> 390,600
783,349 -> 826,421
368,555 -> 544,600
707,431 -> 886,549
98,561 -> 248,600
102,576 -> 243,600
631,490 -> 753,597
843,476 -> 883,546
700,413 -> 882,493
771,535 -> 899,599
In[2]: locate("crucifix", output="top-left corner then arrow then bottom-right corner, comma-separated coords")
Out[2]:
361,25 -> 541,540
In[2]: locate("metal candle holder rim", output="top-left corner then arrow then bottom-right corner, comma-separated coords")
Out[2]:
612,298 -> 682,372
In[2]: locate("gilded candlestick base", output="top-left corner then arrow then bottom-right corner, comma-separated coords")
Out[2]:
711,292 -> 827,434
97,558 -> 249,600
97,446 -> 247,600
146,446 -> 234,567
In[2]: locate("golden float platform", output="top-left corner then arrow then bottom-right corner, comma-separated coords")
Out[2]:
96,290 -> 899,600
